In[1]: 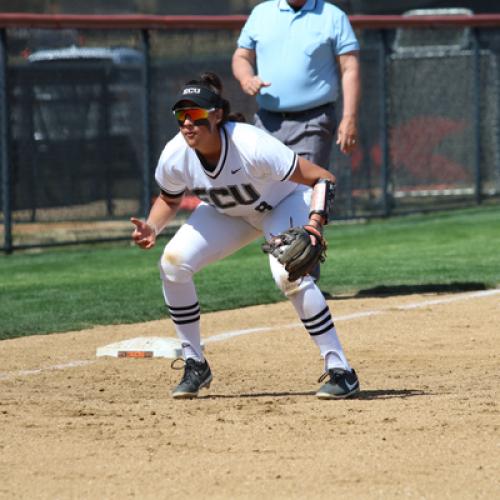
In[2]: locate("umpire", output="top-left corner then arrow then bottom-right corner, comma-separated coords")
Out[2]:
232,0 -> 361,167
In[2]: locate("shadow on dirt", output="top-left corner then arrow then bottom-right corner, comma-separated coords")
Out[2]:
353,282 -> 488,298
201,391 -> 316,399
201,389 -> 427,400
355,389 -> 427,400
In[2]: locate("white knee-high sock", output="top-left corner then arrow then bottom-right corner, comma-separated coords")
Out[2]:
287,279 -> 351,372
161,278 -> 204,362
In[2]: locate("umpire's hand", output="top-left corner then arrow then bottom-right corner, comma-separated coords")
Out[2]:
241,75 -> 271,96
336,115 -> 358,155
130,218 -> 156,249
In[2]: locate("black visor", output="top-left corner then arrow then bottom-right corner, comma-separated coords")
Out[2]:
171,85 -> 223,110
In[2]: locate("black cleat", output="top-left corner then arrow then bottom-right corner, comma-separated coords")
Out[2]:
171,358 -> 212,399
316,368 -> 360,399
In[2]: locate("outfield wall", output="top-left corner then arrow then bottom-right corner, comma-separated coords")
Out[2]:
1,14 -> 500,252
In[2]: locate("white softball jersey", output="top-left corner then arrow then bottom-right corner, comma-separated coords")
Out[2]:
155,121 -> 300,222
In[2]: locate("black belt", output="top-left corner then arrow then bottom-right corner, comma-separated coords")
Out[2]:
262,102 -> 334,119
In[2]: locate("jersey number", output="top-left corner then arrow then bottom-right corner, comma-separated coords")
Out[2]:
254,201 -> 273,212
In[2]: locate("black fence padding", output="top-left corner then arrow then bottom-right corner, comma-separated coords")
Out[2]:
9,59 -> 144,219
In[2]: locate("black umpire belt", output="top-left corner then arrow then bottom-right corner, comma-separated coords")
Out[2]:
260,102 -> 334,120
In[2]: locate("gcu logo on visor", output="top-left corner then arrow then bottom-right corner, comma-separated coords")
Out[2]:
183,88 -> 201,95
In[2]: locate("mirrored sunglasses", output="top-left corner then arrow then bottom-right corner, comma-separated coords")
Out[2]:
173,107 -> 215,126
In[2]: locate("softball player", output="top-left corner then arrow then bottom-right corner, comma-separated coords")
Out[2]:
131,72 -> 359,400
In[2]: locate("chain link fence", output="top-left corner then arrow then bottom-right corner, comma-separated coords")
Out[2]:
1,14 -> 500,251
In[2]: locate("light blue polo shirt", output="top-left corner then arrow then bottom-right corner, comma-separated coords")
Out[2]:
237,0 -> 359,112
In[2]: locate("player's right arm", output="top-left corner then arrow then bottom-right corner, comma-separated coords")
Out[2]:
232,47 -> 271,97
130,193 -> 182,250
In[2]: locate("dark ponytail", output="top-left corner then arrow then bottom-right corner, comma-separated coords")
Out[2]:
186,72 -> 246,124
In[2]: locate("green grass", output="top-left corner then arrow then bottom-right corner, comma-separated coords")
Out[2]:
1,205 -> 499,340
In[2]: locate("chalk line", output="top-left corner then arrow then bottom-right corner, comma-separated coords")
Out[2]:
1,288 -> 498,381
206,289 -> 500,343
0,360 -> 94,381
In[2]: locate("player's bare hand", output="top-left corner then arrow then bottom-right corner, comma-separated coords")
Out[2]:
130,217 -> 156,250
305,220 -> 323,246
336,116 -> 358,155
241,76 -> 271,96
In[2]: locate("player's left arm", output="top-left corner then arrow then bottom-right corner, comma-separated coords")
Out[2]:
289,157 -> 336,233
262,157 -> 334,277
336,51 -> 361,155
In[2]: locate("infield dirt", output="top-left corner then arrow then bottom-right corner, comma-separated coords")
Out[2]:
0,291 -> 499,499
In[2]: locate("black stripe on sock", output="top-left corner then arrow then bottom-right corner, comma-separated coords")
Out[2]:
167,302 -> 199,311
308,322 -> 334,336
305,315 -> 332,331
300,306 -> 329,324
169,307 -> 201,319
171,315 -> 201,325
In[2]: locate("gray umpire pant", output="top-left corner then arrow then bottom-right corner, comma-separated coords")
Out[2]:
253,102 -> 337,170
254,102 -> 337,284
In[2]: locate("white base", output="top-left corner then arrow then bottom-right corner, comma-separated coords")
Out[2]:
96,336 -> 204,359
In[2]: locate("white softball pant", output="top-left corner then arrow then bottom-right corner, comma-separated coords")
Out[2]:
160,184 -> 314,295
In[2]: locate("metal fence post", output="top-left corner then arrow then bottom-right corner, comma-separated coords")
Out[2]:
0,28 -> 12,254
379,29 -> 391,216
141,28 -> 152,219
472,27 -> 482,205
